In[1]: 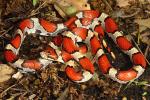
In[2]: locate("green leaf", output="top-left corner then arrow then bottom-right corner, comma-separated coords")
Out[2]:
137,81 -> 148,86
142,92 -> 147,96
33,0 -> 38,6
65,6 -> 77,16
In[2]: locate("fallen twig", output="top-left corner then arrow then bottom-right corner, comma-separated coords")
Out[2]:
144,45 -> 149,58
120,8 -> 141,18
0,84 -> 16,98
28,1 -> 48,17
127,32 -> 150,65
0,26 -> 14,38
102,0 -> 113,11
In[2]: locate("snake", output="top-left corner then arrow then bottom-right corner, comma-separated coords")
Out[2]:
4,10 -> 146,84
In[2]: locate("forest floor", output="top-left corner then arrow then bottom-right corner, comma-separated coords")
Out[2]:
0,0 -> 150,99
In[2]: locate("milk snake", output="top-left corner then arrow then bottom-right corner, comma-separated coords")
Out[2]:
4,10 -> 146,84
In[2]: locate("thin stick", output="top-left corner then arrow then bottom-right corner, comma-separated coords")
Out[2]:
120,8 -> 141,18
0,84 -> 16,97
144,45 -> 149,58
0,26 -> 14,38
28,1 -> 48,17
128,32 -> 150,65
102,0 -> 113,11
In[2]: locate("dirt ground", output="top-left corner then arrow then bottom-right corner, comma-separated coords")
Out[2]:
0,0 -> 150,99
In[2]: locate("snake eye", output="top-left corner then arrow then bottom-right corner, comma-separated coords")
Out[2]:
84,4 -> 87,7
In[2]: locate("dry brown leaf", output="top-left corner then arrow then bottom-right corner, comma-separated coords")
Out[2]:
138,26 -> 147,33
54,0 -> 90,17
139,0 -> 150,4
134,18 -> 150,45
142,36 -> 150,45
134,18 -> 150,28
63,0 -> 91,11
116,0 -> 135,7
0,64 -> 14,83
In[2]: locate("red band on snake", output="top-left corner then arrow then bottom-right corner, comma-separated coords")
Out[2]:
4,10 -> 146,84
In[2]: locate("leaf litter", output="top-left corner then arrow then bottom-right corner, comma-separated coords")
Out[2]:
0,0 -> 150,99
